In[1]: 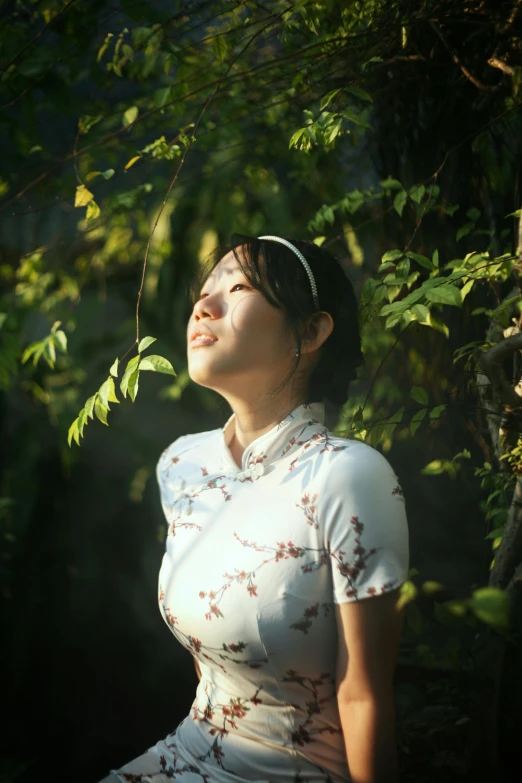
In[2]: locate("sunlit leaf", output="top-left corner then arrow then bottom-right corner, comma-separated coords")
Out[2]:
138,354 -> 176,375
470,587 -> 509,630
138,336 -> 157,353
74,185 -> 94,208
122,105 -> 138,127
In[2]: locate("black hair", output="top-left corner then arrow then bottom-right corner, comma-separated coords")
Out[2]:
188,233 -> 364,415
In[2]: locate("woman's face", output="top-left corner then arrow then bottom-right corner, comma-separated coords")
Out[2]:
186,249 -> 296,399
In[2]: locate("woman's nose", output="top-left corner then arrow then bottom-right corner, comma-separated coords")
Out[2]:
193,294 -> 219,320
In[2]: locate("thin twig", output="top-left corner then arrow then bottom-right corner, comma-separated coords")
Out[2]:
429,20 -> 501,92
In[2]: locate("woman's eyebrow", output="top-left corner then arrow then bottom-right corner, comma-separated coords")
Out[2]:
202,266 -> 242,287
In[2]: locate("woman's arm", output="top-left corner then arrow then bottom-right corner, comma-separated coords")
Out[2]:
334,588 -> 404,783
194,657 -> 202,681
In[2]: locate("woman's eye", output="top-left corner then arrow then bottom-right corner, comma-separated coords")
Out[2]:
231,284 -> 248,292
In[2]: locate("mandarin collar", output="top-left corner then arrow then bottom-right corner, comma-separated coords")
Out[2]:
220,401 -> 326,480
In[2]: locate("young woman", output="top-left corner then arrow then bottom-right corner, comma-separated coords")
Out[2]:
100,235 -> 409,783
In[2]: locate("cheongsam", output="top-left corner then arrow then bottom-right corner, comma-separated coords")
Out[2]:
107,400 -> 409,783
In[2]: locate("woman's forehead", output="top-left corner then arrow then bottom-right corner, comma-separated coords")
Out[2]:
205,249 -> 246,283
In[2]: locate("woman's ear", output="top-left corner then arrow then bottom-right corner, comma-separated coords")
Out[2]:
302,311 -> 334,355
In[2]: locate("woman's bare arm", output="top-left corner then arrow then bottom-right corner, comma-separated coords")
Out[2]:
334,588 -> 404,783
194,657 -> 202,681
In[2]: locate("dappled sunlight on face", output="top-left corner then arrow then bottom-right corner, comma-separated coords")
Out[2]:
186,251 -> 294,397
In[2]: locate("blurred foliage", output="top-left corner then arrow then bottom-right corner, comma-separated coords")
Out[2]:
1,0 -> 522,780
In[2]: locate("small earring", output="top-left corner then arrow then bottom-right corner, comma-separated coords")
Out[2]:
295,347 -> 300,356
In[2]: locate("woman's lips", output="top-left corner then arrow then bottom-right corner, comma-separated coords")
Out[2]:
190,335 -> 218,347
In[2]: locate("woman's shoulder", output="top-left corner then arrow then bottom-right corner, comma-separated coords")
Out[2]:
156,426 -> 222,475
316,431 -> 398,475
312,432 -> 404,500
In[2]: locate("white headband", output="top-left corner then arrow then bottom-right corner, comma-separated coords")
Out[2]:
258,235 -> 320,310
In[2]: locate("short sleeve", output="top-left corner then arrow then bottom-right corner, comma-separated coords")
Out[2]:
321,442 -> 409,604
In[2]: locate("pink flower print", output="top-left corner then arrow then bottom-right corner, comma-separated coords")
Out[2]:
296,492 -> 319,529
290,618 -> 312,634
351,515 -> 363,534
247,584 -> 258,597
230,700 -> 248,718
201,467 -> 208,476
170,455 -> 179,464
367,587 -> 377,596
292,726 -> 312,746
165,610 -> 178,627
199,591 -> 206,598
189,637 -> 202,652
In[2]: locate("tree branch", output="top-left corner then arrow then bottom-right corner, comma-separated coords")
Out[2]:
429,20 -> 501,91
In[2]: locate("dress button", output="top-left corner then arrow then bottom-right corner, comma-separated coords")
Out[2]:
250,462 -> 265,479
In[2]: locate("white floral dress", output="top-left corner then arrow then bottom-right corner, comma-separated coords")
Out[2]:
108,401 -> 409,783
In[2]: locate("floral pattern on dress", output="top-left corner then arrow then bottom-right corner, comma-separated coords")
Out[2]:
108,402 -> 409,783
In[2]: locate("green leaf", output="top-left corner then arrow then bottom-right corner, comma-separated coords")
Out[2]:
68,417 -> 80,447
409,184 -> 425,204
421,581 -> 444,596
406,252 -> 433,270
393,190 -> 407,216
98,376 -> 120,408
410,408 -> 426,436
429,404 -> 446,420
212,34 -> 228,62
341,109 -> 371,129
127,368 -> 140,402
380,177 -> 402,190
78,115 -> 103,135
410,304 -> 430,322
74,185 -> 94,208
421,459 -> 455,476
345,85 -> 373,103
425,285 -> 462,307
86,169 -> 115,182
94,397 -> 109,425
109,358 -> 119,377
86,200 -> 100,220
138,354 -> 176,375
53,330 -> 67,352
320,89 -> 341,110
120,355 -> 141,398
325,117 -> 343,145
470,587 -> 509,630
381,249 -> 403,263
456,221 -> 474,241
397,579 -> 417,610
460,278 -> 474,301
467,207 -> 480,221
411,386 -> 428,405
0,313 -> 7,330
21,341 -> 41,364
124,155 -> 141,170
84,394 -> 97,420
122,105 -> 138,127
485,527 -> 504,540
138,335 -> 157,353
289,128 -> 306,149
